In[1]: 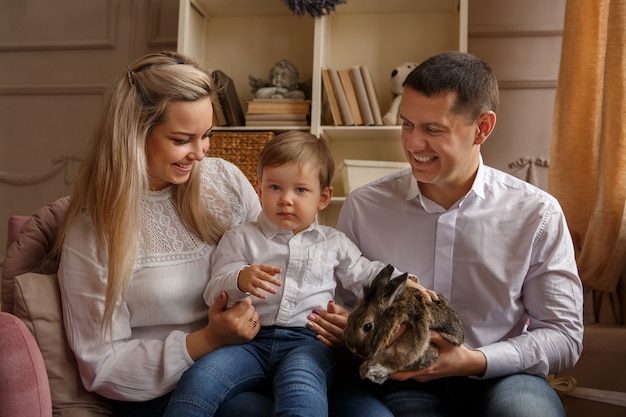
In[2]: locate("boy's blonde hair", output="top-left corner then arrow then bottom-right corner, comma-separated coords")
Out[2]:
257,131 -> 335,189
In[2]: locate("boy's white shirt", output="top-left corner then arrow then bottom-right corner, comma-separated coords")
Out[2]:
206,212 -> 391,327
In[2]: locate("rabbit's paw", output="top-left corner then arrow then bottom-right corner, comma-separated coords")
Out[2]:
361,362 -> 393,384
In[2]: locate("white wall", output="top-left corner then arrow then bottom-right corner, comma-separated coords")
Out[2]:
468,0 -> 566,191
0,0 -> 567,264
0,0 -> 179,263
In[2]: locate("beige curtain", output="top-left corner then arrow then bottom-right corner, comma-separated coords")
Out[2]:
550,0 -> 626,324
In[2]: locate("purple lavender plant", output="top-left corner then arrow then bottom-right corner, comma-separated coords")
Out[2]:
282,0 -> 347,17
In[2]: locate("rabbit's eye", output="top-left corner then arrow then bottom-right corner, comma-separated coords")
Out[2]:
363,323 -> 373,332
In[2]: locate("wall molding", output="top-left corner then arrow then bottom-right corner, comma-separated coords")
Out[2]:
0,154 -> 82,186
470,25 -> 563,38
149,35 -> 178,49
0,39 -> 116,52
498,79 -> 558,89
0,85 -> 107,96
0,86 -> 102,188
147,0 -> 178,49
0,0 -> 118,51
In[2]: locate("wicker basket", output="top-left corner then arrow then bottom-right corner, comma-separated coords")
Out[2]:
208,131 -> 274,183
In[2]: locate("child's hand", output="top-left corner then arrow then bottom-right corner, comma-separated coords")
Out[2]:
238,264 -> 282,299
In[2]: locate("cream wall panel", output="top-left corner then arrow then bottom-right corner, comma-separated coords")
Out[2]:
469,0 -> 565,192
0,90 -> 103,164
1,0 -> 564,262
139,0 -> 180,51
469,0 -> 566,32
0,0 -> 179,265
0,90 -> 104,229
0,0 -> 116,50
481,88 -> 556,190
469,36 -> 562,83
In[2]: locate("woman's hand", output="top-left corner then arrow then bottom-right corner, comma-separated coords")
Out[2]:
186,291 -> 260,361
306,275 -> 437,349
389,331 -> 486,382
306,300 -> 349,348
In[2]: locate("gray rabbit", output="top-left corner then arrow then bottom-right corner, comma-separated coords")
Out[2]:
344,264 -> 465,384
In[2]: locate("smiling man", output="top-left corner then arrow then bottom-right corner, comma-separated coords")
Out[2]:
313,51 -> 584,417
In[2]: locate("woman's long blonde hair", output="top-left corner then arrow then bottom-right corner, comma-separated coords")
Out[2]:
56,51 -> 226,333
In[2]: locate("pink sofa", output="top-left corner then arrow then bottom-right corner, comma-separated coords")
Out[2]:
0,311 -> 52,417
3,197 -> 625,416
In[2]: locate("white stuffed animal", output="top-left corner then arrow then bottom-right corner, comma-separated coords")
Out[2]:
382,62 -> 419,126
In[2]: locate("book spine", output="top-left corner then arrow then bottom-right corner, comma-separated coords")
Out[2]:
338,68 -> 364,125
213,100 -> 228,126
329,69 -> 354,126
321,68 -> 343,125
360,65 -> 384,126
351,66 -> 375,126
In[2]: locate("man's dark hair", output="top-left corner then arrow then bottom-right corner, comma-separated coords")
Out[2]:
404,51 -> 499,121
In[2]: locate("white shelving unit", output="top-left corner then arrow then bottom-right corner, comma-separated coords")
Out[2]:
178,0 -> 468,224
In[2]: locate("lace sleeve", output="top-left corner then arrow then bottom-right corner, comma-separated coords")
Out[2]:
199,158 -> 261,228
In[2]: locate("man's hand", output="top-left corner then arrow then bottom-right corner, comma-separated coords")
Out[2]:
406,275 -> 439,302
390,331 -> 487,382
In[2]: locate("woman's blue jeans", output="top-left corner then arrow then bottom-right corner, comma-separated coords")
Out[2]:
163,326 -> 335,417
334,373 -> 566,417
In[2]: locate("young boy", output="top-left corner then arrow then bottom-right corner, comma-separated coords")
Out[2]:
165,131 -> 416,417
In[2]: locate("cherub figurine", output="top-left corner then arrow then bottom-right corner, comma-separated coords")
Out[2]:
249,59 -> 307,99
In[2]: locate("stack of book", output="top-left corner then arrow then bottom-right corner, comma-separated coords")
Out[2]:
245,99 -> 311,127
321,65 -> 383,126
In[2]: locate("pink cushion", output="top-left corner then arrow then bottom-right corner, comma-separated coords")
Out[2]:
14,273 -> 114,416
2,196 -> 70,313
0,311 -> 52,417
6,215 -> 29,251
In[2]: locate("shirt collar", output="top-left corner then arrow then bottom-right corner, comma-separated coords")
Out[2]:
257,212 -> 322,239
472,155 -> 487,200
405,155 -> 487,206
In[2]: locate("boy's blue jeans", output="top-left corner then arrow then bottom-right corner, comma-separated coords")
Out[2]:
164,326 -> 335,417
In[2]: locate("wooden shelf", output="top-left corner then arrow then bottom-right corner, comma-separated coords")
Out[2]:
214,126 -> 309,132
191,0 -> 461,17
179,0 -> 468,225
320,125 -> 401,142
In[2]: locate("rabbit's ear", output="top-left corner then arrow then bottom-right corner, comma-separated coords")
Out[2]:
368,265 -> 408,309
382,273 -> 408,307
364,264 -> 394,299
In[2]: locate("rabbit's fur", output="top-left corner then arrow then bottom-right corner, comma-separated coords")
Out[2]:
344,264 -> 464,384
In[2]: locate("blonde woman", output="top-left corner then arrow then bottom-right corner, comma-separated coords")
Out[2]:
57,51 -> 263,416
